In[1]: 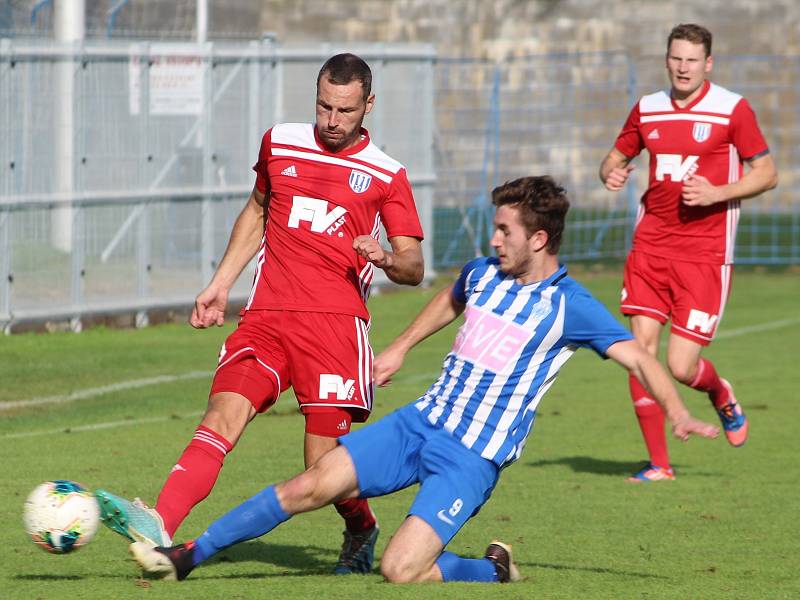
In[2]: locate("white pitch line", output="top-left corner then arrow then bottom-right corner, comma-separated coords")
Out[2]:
0,370 -> 211,411
2,412 -> 204,440
2,316 -> 798,440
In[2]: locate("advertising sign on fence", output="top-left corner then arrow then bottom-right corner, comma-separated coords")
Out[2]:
129,44 -> 205,116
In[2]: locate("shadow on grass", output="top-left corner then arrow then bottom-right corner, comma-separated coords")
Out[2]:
520,560 -> 669,580
525,455 -> 723,478
525,455 -> 648,476
200,540 -> 343,578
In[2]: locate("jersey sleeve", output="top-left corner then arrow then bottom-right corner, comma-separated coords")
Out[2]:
380,168 -> 424,240
563,287 -> 633,358
251,128 -> 273,194
452,257 -> 487,304
613,102 -> 644,159
729,98 -> 770,161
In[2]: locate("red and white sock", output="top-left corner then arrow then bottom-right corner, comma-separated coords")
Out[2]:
630,374 -> 670,469
333,498 -> 377,533
155,425 -> 233,537
688,358 -> 728,408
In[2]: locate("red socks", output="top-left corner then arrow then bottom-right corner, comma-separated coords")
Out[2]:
155,425 -> 233,537
629,374 -> 670,469
689,358 -> 728,408
333,498 -> 377,533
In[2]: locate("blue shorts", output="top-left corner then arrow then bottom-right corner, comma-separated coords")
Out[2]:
339,404 -> 499,545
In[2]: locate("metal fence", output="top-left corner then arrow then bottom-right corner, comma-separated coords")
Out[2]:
2,42 -> 798,332
432,52 -> 799,269
0,40 -> 436,332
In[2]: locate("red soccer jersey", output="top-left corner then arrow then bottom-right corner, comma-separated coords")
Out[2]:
247,123 -> 423,320
614,80 -> 769,264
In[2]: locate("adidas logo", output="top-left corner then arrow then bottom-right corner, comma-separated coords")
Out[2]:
337,419 -> 348,431
647,129 -> 660,140
281,165 -> 298,177
171,463 -> 187,473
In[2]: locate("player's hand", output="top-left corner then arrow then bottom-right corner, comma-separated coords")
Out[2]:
681,175 -> 725,206
604,164 -> 635,191
353,235 -> 393,270
373,346 -> 406,387
670,413 -> 720,441
190,283 -> 229,328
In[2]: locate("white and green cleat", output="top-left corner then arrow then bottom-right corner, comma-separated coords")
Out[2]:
95,489 -> 171,547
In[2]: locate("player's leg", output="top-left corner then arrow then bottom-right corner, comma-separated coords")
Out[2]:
668,262 -> 747,446
153,312 -> 289,536
152,391 -> 254,536
304,424 -> 379,574
382,425 -> 512,583
98,312 -> 289,544
621,251 -> 674,481
133,406 -> 421,581
130,444 -> 361,581
286,312 -> 379,574
380,517 -> 519,584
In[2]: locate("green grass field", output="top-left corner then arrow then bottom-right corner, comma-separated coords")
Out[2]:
1,270 -> 798,599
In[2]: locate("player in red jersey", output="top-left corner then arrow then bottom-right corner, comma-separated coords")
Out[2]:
599,24 -> 777,482
96,54 -> 424,572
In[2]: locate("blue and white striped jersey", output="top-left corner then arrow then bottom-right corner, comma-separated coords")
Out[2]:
414,257 -> 632,468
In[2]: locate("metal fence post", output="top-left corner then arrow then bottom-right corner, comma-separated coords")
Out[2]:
201,41 -> 215,285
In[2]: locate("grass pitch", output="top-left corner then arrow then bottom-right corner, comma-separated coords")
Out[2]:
1,269 -> 798,599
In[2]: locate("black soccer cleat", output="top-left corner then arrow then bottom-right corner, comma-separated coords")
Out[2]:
484,540 -> 521,583
129,541 -> 197,581
333,525 -> 379,574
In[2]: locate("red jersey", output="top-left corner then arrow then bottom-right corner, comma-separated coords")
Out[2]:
614,80 -> 769,264
246,123 -> 423,320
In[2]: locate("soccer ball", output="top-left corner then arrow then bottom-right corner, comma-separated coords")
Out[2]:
23,480 -> 101,554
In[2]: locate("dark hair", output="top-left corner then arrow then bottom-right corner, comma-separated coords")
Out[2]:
668,23 -> 712,58
317,53 -> 372,101
491,176 -> 570,254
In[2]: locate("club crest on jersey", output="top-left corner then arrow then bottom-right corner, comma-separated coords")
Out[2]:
692,122 -> 712,143
349,170 -> 372,194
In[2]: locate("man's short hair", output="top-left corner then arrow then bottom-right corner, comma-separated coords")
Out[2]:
491,176 -> 570,254
317,53 -> 372,101
668,23 -> 713,58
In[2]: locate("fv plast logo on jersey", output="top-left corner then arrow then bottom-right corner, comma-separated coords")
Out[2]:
288,196 -> 348,235
319,374 -> 356,400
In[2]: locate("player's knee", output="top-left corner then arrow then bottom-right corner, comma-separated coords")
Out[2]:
380,549 -> 426,583
200,392 -> 257,444
276,471 -> 322,512
667,357 -> 695,384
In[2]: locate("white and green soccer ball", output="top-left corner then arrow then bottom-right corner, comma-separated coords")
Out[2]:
23,480 -> 100,554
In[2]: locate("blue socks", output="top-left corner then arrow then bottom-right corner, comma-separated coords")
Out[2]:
193,485 -> 290,565
436,551 -> 499,582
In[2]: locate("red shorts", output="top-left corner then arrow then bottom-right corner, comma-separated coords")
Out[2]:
210,310 -> 374,424
620,250 -> 733,346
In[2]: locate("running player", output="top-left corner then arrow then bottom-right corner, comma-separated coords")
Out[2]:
96,53 -> 424,573
127,176 -> 718,583
599,24 -> 777,481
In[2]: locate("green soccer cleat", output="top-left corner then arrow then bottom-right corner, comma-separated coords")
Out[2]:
95,489 -> 171,547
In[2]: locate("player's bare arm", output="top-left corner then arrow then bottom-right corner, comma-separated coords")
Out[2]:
190,185 -> 268,328
681,153 -> 778,206
599,147 -> 635,191
605,339 -> 720,441
373,284 -> 465,386
352,234 -> 424,285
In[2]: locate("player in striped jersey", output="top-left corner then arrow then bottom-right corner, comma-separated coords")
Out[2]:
599,24 -> 778,481
96,53 -> 424,574
128,176 -> 718,584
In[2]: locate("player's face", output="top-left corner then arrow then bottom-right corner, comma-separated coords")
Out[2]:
316,77 -> 375,153
666,39 -> 712,101
490,204 -> 543,278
